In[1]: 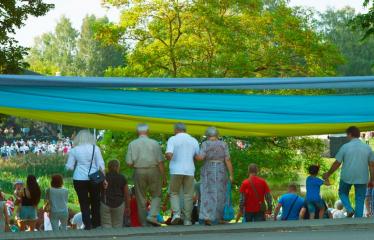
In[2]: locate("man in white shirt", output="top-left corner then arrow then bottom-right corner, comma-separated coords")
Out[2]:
166,123 -> 199,226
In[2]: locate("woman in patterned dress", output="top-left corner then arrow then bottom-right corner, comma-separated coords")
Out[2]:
196,127 -> 234,225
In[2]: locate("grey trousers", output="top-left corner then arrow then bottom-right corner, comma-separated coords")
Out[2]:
134,167 -> 162,225
100,202 -> 124,228
170,174 -> 194,221
50,211 -> 68,231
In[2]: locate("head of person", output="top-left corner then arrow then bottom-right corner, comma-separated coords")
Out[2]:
73,129 -> 96,147
248,163 -> 258,176
26,175 -> 41,206
308,165 -> 320,176
346,126 -> 360,139
288,183 -> 298,193
108,159 -> 120,174
136,123 -> 149,136
334,200 -> 343,210
174,122 -> 186,134
205,127 -> 219,140
51,174 -> 64,188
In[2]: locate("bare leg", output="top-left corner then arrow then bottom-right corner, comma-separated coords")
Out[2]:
319,208 -> 325,219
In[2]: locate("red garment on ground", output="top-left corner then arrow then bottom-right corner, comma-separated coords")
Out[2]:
130,198 -> 141,227
240,176 -> 270,213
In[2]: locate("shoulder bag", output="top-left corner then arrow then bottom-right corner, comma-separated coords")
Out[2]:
88,145 -> 105,184
248,177 -> 267,212
282,196 -> 299,221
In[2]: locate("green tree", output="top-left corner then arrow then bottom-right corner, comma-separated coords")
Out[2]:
102,0 -> 343,78
352,0 -> 374,39
76,15 -> 126,76
319,7 -> 374,76
0,0 -> 54,73
27,16 -> 79,75
27,15 -> 126,76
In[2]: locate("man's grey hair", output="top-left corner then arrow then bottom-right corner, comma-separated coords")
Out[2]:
174,122 -> 186,132
137,123 -> 149,132
205,127 -> 219,137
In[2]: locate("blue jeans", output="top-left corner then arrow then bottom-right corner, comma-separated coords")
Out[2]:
338,181 -> 366,217
244,212 -> 265,222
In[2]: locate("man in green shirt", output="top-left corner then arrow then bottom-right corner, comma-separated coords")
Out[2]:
126,123 -> 166,226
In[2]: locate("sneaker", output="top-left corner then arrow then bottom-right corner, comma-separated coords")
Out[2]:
184,220 -> 192,226
146,216 -> 161,227
171,215 -> 182,225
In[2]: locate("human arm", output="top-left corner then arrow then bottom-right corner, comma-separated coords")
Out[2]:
125,144 -> 134,168
369,157 -> 374,185
165,138 -> 174,161
265,192 -> 273,214
299,207 -> 307,220
195,142 -> 205,161
158,161 -> 167,187
225,159 -> 234,183
323,161 -> 341,180
236,192 -> 245,222
96,147 -> 105,173
3,204 -> 9,232
273,203 -> 281,221
65,150 -> 76,171
124,184 -> 131,216
324,178 -> 331,186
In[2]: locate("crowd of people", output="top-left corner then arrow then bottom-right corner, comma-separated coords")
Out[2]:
0,124 -> 373,233
0,138 -> 72,158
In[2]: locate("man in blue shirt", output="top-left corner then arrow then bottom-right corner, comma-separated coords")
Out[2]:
274,183 -> 305,221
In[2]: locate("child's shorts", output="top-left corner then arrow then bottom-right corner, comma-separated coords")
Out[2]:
306,200 -> 325,214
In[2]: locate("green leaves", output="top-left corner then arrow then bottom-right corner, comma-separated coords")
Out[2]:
27,15 -> 127,76
0,0 -> 54,73
101,0 -> 343,78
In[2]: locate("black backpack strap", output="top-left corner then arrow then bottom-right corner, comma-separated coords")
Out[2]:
283,196 -> 299,220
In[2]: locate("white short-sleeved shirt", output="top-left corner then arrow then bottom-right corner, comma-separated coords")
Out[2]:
335,138 -> 374,184
166,133 -> 199,176
65,144 -> 105,181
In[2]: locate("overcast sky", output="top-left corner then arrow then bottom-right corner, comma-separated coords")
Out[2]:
14,0 -> 367,47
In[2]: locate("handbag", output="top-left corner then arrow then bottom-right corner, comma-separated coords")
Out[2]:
223,181 -> 235,221
249,177 -> 267,212
88,145 -> 105,184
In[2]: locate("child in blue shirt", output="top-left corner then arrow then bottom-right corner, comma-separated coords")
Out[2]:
306,165 -> 330,219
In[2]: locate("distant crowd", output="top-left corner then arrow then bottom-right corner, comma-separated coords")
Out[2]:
0,124 -> 373,234
0,138 -> 72,158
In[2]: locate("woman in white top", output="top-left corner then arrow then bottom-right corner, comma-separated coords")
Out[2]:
66,130 -> 105,229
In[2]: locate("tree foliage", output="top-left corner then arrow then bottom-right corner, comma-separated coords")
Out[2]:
0,0 -> 54,73
319,7 -> 374,76
27,15 -> 126,76
101,0 -> 343,78
352,0 -> 374,39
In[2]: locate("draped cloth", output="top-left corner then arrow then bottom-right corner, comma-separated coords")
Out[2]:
1,75 -> 374,136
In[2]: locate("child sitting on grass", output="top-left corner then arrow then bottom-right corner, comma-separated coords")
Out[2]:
306,165 -> 330,219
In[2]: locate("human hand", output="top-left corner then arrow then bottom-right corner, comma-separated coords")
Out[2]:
229,175 -> 234,183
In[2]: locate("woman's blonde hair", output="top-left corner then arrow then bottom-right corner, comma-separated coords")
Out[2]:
73,129 -> 96,146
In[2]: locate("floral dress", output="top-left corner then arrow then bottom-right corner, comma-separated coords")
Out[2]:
199,140 -> 230,222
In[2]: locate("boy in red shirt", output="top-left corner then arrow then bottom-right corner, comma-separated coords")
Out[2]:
238,164 -> 272,222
